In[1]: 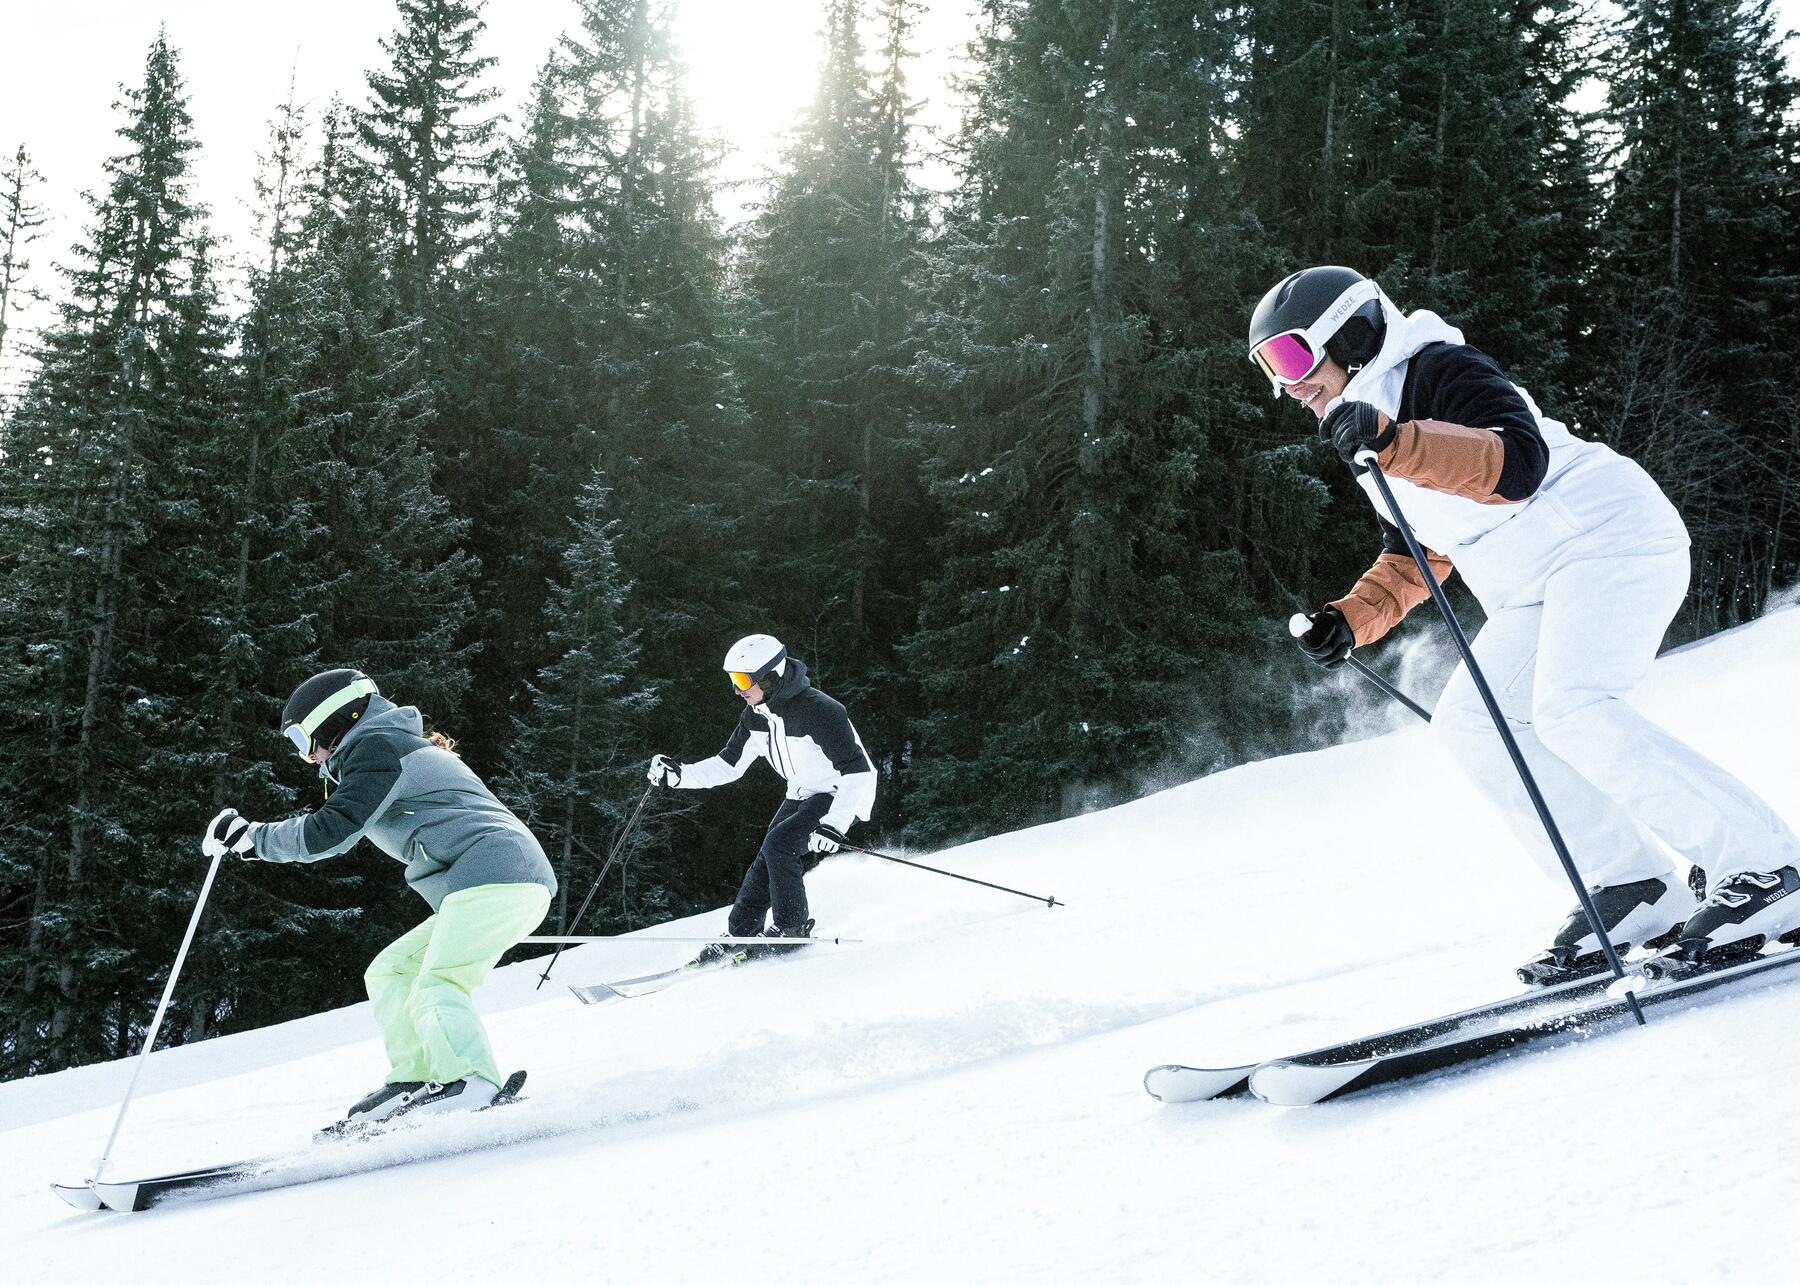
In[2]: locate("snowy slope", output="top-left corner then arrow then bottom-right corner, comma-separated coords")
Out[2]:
10,609 -> 1800,1284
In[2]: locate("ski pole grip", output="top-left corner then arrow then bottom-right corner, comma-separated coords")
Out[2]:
1288,613 -> 1311,638
1354,447 -> 1379,466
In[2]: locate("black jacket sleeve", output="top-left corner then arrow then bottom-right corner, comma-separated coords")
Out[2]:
1403,343 -> 1548,501
810,698 -> 874,778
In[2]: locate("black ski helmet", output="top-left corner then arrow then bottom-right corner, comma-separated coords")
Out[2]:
281,668 -> 379,758
1246,266 -> 1388,394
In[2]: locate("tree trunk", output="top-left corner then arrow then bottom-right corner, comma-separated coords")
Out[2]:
1073,0 -> 1121,654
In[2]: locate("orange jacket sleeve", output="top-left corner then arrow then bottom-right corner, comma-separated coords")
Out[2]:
1329,550 -> 1455,647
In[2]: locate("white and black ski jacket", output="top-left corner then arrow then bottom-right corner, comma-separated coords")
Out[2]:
675,658 -> 876,833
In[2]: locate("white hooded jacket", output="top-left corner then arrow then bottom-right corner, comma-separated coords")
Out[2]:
1337,288 -> 1687,610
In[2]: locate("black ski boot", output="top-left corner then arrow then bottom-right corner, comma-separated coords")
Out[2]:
1516,875 -> 1696,986
687,934 -> 749,970
386,1074 -> 507,1121
741,918 -> 816,962
1643,865 -> 1800,980
316,1079 -> 425,1138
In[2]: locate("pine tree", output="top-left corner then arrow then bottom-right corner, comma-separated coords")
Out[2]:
287,102 -> 477,719
0,143 -> 48,401
0,32 -> 234,1071
447,65 -> 601,778
1586,0 -> 1800,632
733,0 -> 932,833
554,0 -> 761,902
175,88 -> 370,1045
905,0 -> 1282,840
499,480 -> 662,934
358,0 -> 500,319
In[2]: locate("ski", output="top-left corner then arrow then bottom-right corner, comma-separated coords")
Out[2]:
314,1068 -> 528,1141
1251,944 -> 1800,1105
569,939 -> 824,1004
54,1071 -> 529,1213
1145,966 -> 1617,1104
1142,1064 -> 1255,1103
570,959 -> 727,1004
88,1161 -> 263,1212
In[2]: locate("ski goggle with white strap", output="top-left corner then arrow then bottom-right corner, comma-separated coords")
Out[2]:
282,677 -> 379,760
1247,279 -> 1381,396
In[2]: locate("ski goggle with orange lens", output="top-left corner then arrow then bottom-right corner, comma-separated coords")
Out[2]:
1248,279 -> 1380,396
728,670 -> 757,691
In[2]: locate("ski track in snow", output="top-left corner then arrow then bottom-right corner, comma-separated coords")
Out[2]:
8,607 -> 1800,1283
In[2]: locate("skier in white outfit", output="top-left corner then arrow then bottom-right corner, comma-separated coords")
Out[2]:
1251,265 -> 1800,982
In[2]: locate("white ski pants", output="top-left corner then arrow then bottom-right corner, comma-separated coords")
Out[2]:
1433,547 -> 1800,892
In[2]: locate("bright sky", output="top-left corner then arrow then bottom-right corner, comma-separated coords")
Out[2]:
0,0 -> 979,395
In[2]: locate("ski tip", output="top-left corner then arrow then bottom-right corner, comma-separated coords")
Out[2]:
1142,1064 -> 1255,1104
51,1181 -> 105,1212
1249,1057 -> 1377,1107
92,1180 -> 149,1213
569,983 -> 624,1005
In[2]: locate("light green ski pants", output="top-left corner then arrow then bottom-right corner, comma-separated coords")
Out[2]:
365,882 -> 551,1086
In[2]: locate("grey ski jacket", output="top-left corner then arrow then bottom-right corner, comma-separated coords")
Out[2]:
253,695 -> 557,911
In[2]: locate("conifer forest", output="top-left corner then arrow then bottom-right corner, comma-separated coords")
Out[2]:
1,0 -> 1796,1077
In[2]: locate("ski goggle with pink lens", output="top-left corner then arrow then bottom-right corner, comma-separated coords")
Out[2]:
1247,279 -> 1381,396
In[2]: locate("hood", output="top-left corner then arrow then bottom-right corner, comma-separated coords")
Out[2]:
762,656 -> 812,709
1334,284 -> 1465,419
329,694 -> 423,762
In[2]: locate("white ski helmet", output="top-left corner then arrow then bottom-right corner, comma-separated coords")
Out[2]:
723,634 -> 786,693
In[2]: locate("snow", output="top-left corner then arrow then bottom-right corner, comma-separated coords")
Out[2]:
10,609 -> 1800,1282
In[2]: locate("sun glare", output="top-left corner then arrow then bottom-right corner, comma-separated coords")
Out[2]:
671,1 -> 828,179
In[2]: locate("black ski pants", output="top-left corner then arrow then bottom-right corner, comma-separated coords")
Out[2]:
727,793 -> 831,936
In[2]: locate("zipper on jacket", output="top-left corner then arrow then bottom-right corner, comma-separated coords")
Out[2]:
765,709 -> 794,786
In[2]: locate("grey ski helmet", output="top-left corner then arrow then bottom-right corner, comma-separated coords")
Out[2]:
281,668 -> 378,758
1247,266 -> 1387,396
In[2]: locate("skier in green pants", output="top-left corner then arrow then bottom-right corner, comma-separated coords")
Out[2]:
201,668 -> 557,1128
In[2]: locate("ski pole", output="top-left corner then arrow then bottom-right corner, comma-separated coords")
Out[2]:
842,843 -> 1061,907
1288,613 -> 1432,723
1357,450 -> 1645,1024
522,934 -> 861,945
536,782 -> 657,990
93,852 -> 225,1184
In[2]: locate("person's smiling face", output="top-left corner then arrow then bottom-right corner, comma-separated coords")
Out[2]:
1282,355 -> 1351,420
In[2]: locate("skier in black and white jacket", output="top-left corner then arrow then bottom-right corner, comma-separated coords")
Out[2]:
648,634 -> 876,965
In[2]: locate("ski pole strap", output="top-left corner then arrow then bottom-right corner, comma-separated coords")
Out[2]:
847,844 -> 1061,907
522,935 -> 861,945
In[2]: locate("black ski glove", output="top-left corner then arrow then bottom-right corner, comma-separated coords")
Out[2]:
1297,606 -> 1355,669
1322,399 -> 1396,465
646,754 -> 681,787
808,823 -> 848,855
